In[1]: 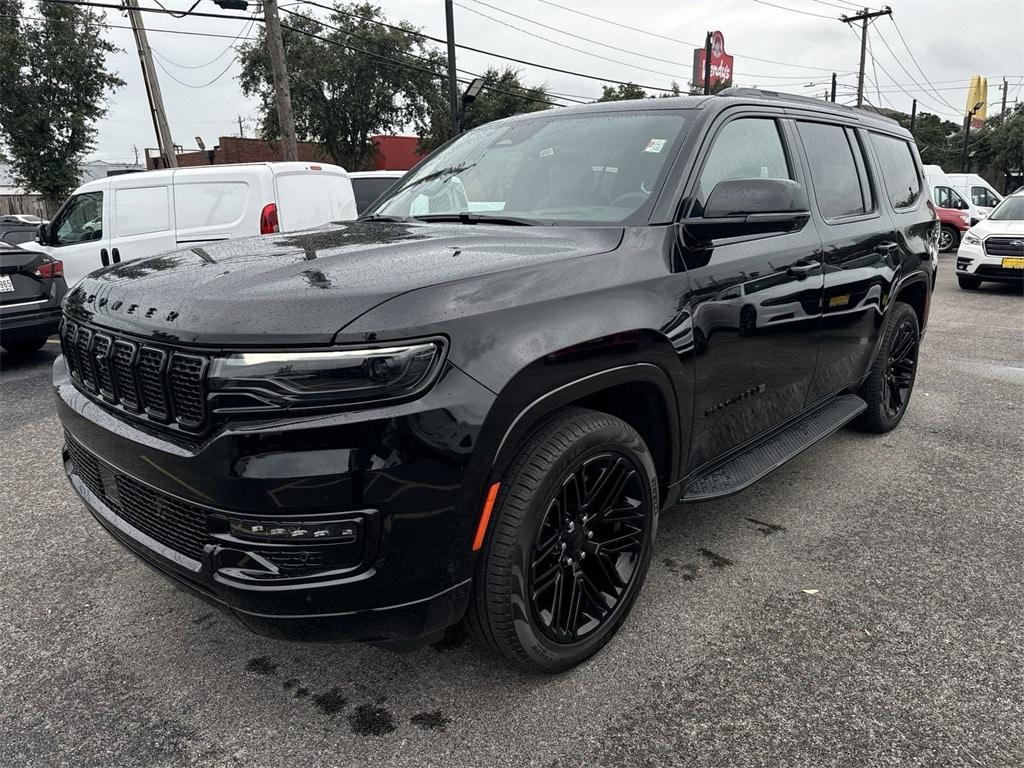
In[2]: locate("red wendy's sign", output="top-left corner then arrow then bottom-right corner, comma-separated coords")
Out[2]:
692,31 -> 734,88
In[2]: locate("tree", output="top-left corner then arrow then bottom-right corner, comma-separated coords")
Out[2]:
598,83 -> 648,102
238,3 -> 443,170
418,67 -> 551,152
0,0 -> 123,205
890,111 -> 960,166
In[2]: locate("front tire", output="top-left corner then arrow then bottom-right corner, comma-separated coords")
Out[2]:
466,408 -> 658,673
938,225 -> 959,253
957,274 -> 982,290
855,301 -> 920,433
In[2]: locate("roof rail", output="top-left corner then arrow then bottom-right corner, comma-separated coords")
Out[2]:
715,87 -> 900,125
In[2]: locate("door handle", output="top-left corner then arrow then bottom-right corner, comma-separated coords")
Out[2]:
876,241 -> 899,255
100,248 -> 109,267
112,247 -> 121,263
787,261 -> 820,278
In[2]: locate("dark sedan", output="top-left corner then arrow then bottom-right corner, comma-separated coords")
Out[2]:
0,245 -> 66,354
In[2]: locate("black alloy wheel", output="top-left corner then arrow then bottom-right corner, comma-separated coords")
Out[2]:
855,301 -> 921,433
466,408 -> 658,673
529,452 -> 648,643
881,317 -> 919,419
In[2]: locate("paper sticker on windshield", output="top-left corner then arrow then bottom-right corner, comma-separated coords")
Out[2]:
644,139 -> 667,153
539,147 -> 555,157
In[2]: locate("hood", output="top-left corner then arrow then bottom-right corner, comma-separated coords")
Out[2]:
65,221 -> 623,345
972,218 -> 1024,237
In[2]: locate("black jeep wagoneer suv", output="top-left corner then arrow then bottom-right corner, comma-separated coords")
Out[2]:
56,90 -> 937,672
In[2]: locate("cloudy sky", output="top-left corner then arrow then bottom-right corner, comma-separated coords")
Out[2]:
57,0 -> 1024,163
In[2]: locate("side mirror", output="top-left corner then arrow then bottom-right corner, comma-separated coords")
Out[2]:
682,178 -> 811,242
36,223 -> 49,246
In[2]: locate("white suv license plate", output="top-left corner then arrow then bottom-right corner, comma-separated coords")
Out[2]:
0,275 -> 14,293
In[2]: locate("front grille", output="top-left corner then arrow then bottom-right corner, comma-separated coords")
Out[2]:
65,434 -> 209,561
61,318 -> 208,431
984,237 -> 1024,257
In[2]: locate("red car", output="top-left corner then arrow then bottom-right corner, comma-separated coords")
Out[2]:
935,204 -> 971,252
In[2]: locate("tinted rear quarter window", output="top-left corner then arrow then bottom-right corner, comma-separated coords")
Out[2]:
869,133 -> 921,209
797,121 -> 869,219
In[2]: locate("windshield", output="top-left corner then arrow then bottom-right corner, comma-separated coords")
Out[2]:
370,110 -> 689,224
988,195 -> 1024,221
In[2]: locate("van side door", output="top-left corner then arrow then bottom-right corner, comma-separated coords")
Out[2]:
678,111 -> 825,471
792,119 -> 899,404
109,180 -> 176,266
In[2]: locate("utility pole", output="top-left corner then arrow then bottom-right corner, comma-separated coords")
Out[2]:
703,31 -> 712,95
124,0 -> 176,168
909,99 -> 917,133
238,115 -> 245,138
830,72 -> 837,103
840,6 -> 892,108
444,0 -> 460,135
1000,77 -> 1008,121
263,0 -> 298,160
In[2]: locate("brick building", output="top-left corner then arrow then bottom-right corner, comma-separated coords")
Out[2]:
147,135 -> 422,172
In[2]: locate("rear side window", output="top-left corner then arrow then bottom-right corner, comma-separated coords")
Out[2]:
797,121 -> 870,219
696,118 -> 791,210
869,133 -> 921,209
115,186 -> 170,236
175,182 -> 249,230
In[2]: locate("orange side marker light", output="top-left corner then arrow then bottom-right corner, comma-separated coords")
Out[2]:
472,483 -> 501,551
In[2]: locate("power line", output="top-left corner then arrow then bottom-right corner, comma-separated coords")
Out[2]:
534,0 -> 851,74
887,17 -> 960,112
151,0 -> 201,19
153,50 -> 239,88
297,0 -> 682,93
750,0 -> 838,21
461,0 -> 847,84
151,13 -> 256,69
455,0 -> 688,83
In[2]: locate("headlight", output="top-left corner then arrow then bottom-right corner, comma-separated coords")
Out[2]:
208,340 -> 446,413
963,232 -> 982,246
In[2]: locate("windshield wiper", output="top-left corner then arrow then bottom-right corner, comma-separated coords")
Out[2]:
357,214 -> 412,223
413,212 -> 538,226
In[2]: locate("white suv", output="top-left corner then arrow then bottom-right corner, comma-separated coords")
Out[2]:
955,192 -> 1024,290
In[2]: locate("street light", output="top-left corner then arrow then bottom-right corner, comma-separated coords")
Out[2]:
960,99 -> 985,173
456,77 -> 486,134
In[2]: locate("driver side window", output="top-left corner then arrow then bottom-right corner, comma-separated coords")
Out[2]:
52,192 -> 103,246
693,118 -> 791,214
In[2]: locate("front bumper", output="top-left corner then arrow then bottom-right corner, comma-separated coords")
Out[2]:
956,243 -> 1024,283
56,354 -> 507,645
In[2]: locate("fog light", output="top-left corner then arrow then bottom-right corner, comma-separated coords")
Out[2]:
228,518 -> 359,543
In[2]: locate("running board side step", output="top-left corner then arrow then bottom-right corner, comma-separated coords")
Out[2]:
680,394 -> 867,502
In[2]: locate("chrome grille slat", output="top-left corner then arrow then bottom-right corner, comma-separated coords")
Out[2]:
60,317 -> 208,432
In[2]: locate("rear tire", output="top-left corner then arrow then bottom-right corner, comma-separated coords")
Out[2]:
1,336 -> 48,355
466,408 -> 658,673
957,274 -> 982,290
938,225 -> 959,253
854,301 -> 920,433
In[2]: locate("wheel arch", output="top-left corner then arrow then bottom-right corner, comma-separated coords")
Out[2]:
488,360 -> 683,505
893,272 -> 931,332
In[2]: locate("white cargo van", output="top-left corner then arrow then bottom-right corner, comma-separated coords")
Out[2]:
922,165 -> 987,226
943,173 -> 1003,216
29,162 -> 356,286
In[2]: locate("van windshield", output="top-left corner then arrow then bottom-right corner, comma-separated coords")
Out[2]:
369,110 -> 689,225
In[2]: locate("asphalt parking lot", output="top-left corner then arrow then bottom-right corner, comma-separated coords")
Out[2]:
1,255 -> 1021,768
